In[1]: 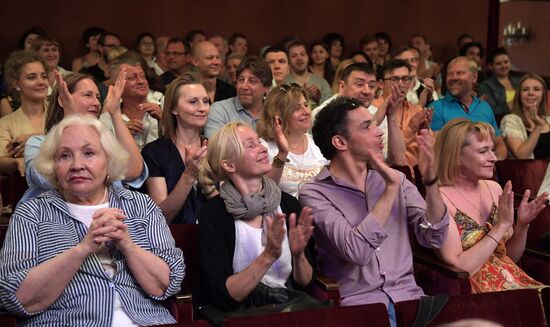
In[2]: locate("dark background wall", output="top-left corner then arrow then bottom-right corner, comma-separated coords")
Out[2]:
500,1 -> 550,77
0,0 -> 490,68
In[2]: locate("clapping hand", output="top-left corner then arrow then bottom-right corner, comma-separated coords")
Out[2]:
104,69 -> 127,116
288,207 -> 314,257
517,189 -> 548,227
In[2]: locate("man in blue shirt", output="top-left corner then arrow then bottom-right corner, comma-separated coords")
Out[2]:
430,57 -> 507,159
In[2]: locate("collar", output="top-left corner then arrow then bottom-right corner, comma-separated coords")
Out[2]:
233,96 -> 247,112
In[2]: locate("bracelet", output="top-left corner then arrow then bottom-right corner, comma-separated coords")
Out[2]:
272,155 -> 290,168
422,176 -> 439,186
486,234 -> 499,245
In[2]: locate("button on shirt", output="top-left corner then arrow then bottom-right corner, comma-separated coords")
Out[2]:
430,93 -> 501,135
0,185 -> 185,327
299,167 -> 449,307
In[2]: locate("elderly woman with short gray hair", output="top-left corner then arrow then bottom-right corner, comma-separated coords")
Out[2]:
0,115 -> 184,326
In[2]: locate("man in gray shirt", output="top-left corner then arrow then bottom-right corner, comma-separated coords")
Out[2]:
204,56 -> 272,138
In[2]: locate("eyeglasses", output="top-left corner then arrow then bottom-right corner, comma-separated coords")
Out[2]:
341,97 -> 361,109
279,83 -> 302,92
383,76 -> 413,83
164,51 -> 185,57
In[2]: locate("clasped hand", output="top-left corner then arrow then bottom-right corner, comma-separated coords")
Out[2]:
80,208 -> 132,254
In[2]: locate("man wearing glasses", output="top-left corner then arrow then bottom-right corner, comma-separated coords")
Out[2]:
300,96 -> 448,327
80,31 -> 121,83
377,59 -> 431,169
160,38 -> 187,85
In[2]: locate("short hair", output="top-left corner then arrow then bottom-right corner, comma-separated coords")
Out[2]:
447,56 -> 478,74
36,114 -> 129,187
393,45 -> 420,59
287,41 -> 307,55
262,46 -> 287,59
511,73 -> 548,123
487,47 -> 509,65
184,29 -> 207,45
359,34 -> 377,48
312,96 -> 363,159
3,50 -> 47,91
46,73 -> 97,133
166,37 -> 185,49
434,118 -> 495,185
348,51 -> 372,65
340,62 -> 376,83
98,31 -> 121,46
161,72 -> 204,139
236,56 -> 272,87
109,52 -> 141,80
229,33 -> 247,46
379,59 -> 411,79
257,84 -> 309,141
456,34 -> 473,47
30,35 -> 61,54
199,122 -> 247,186
410,34 -> 427,43
18,27 -> 46,49
459,42 -> 485,59
226,52 -> 245,63
374,32 -> 393,52
82,27 -> 105,44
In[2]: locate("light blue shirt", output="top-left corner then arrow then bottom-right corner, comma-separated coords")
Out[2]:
430,93 -> 501,136
205,96 -> 259,138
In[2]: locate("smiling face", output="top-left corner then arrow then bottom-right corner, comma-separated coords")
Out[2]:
54,125 -> 108,204
66,78 -> 101,117
230,37 -> 248,55
16,61 -> 49,102
287,94 -> 311,134
235,125 -> 271,178
458,133 -> 497,180
339,70 -> 377,107
192,41 -> 222,78
395,49 -> 419,76
173,84 -> 210,129
37,44 -> 60,69
237,69 -> 268,109
330,40 -> 343,59
446,58 -> 477,99
121,64 -> 149,99
520,78 -> 544,110
311,45 -> 329,66
265,51 -> 289,84
288,44 -> 309,74
490,54 -> 511,78
362,41 -> 379,62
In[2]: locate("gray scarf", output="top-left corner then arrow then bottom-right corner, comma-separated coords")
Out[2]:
220,177 -> 281,221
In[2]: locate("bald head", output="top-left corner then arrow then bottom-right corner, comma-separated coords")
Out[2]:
191,41 -> 222,78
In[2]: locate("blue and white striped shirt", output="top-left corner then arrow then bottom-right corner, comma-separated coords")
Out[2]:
0,184 -> 185,326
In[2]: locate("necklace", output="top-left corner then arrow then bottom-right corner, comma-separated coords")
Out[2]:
452,182 -> 483,218
96,186 -> 108,205
288,134 -> 307,169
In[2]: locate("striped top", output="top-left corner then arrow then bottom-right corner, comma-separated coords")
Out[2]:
0,184 -> 185,327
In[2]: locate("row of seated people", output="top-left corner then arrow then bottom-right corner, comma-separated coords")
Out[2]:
0,76 -> 548,327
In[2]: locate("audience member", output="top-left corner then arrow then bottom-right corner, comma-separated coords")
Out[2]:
348,51 -> 370,64
141,73 -> 210,224
30,35 -> 72,86
322,33 -> 344,71
0,51 -> 48,176
209,34 -> 229,61
360,35 -> 384,67
197,122 -> 318,318
80,31 -> 121,83
100,56 -> 160,149
205,56 -> 272,137
155,35 -> 170,72
71,27 -> 105,72
185,29 -> 207,49
394,46 -> 438,107
500,74 -> 550,159
225,52 -> 244,86
228,33 -> 248,55
0,115 -> 184,326
458,41 -> 486,84
300,97 -> 448,325
375,32 -> 392,63
308,41 -> 334,85
137,32 -> 164,75
410,34 -> 440,80
190,41 -> 236,102
430,57 -> 507,159
160,37 -> 187,85
435,118 -> 545,292
478,47 -> 520,115
456,34 -> 474,53
285,42 -> 331,108
21,71 -> 146,204
263,47 -> 290,86
18,27 -> 46,50
330,58 -> 354,93
257,84 -> 328,197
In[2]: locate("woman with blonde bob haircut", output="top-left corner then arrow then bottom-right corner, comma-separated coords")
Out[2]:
141,73 -> 209,224
434,118 -> 546,293
257,84 -> 327,197
197,122 -> 322,321
0,114 -> 185,326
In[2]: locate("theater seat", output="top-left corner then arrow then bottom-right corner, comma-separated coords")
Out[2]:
224,303 -> 390,327
395,288 -> 545,327
0,174 -> 28,216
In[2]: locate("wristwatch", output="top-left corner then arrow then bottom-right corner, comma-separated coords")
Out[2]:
272,155 -> 290,168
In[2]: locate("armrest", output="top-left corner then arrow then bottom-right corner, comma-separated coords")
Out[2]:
0,306 -> 17,327
314,273 -> 340,291
175,289 -> 192,303
523,247 -> 550,260
413,250 -> 470,279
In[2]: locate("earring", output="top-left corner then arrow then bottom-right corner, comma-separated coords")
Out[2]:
104,175 -> 111,185
15,86 -> 21,92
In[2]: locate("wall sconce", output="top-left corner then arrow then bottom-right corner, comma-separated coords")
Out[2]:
503,21 -> 531,46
